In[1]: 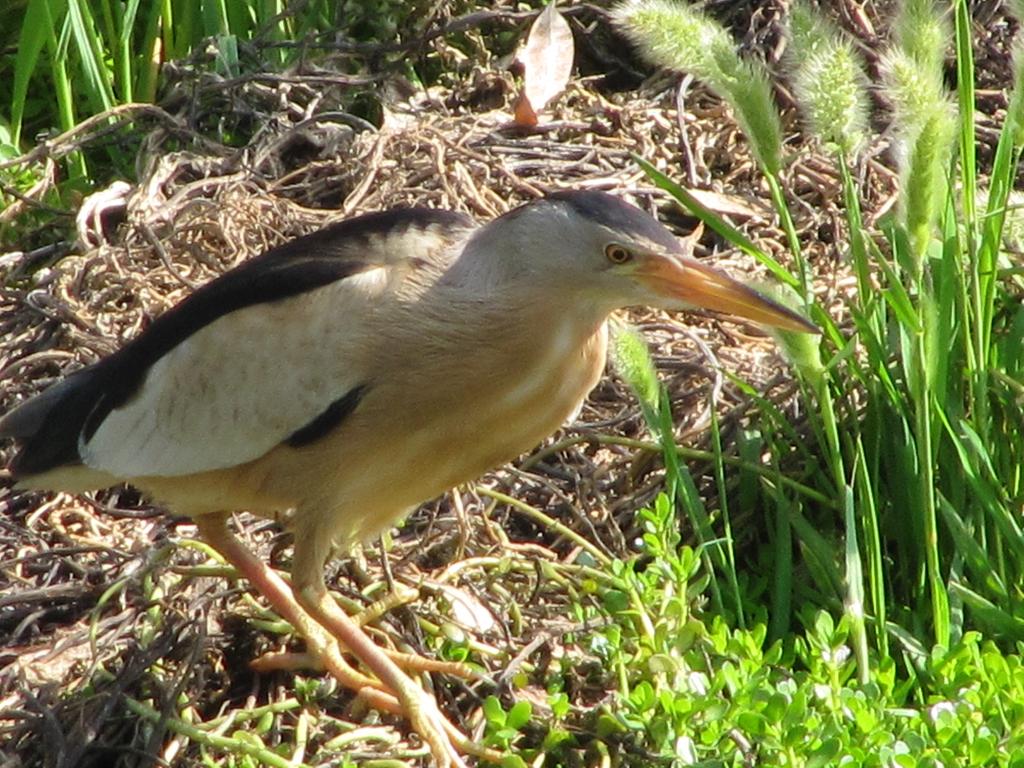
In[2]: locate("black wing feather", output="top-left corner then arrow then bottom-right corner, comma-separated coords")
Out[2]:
1,206 -> 471,477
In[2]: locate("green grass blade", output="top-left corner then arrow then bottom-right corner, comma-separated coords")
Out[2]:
954,0 -> 978,247
852,438 -> 887,656
875,225 -> 922,332
162,0 -> 180,60
843,482 -> 869,683
943,416 -> 1024,558
709,406 -> 744,628
11,0 -> 58,147
978,124 -> 1024,359
50,8 -> 87,180
838,154 -> 873,314
136,0 -> 164,103
633,154 -> 799,288
767,477 -> 793,643
930,209 -> 962,411
203,0 -> 230,36
788,504 -> 843,599
948,582 -> 1024,640
117,0 -> 143,102
67,0 -> 116,113
765,172 -> 809,301
936,493 -> 1008,600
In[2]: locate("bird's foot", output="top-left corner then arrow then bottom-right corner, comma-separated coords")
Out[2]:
368,672 -> 504,767
379,648 -> 479,678
386,676 -> 469,768
306,639 -> 500,766
193,517 -> 502,764
296,582 -> 503,764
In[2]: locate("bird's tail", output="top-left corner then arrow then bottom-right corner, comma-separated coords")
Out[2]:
1,368 -> 103,479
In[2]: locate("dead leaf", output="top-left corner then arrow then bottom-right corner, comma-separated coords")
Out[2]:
686,188 -> 768,220
514,3 -> 574,126
434,583 -> 495,633
7,635 -> 93,687
513,93 -> 539,127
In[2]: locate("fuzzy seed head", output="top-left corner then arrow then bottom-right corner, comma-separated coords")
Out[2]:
900,103 -> 957,263
721,59 -> 784,175
894,0 -> 949,80
613,0 -> 783,175
882,7 -> 958,266
786,0 -> 832,59
609,321 -> 660,413
790,34 -> 870,157
611,0 -> 733,83
880,48 -> 946,130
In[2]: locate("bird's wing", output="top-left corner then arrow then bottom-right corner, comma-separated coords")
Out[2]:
3,208 -> 473,479
80,268 -> 387,476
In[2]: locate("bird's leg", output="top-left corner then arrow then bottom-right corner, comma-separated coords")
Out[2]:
245,574 -> 475,679
291,546 -> 500,767
194,515 -> 399,706
197,514 -> 499,765
256,647 -> 476,677
379,647 -> 477,677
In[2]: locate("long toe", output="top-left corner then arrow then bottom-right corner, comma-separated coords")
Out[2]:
383,648 -> 478,679
395,677 -> 468,768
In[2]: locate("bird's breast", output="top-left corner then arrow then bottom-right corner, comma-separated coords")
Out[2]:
280,316 -> 609,544
443,317 -> 608,472
388,316 -> 608,487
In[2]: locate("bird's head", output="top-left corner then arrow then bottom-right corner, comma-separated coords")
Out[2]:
466,190 -> 815,334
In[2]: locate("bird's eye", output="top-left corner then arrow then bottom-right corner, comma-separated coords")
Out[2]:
605,244 -> 633,265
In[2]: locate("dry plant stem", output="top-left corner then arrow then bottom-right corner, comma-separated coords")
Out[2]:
477,487 -> 611,566
194,515 -> 499,765
0,103 -> 221,171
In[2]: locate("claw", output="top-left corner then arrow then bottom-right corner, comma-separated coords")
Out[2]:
400,681 -> 469,768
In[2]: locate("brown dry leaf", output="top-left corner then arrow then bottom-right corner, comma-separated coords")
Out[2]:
686,188 -> 769,220
433,583 -> 496,633
8,635 -> 93,687
513,2 -> 574,126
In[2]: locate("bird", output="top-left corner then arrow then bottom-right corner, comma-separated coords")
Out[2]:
0,190 -> 815,766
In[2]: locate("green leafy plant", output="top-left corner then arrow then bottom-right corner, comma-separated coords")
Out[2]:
617,0 -> 1024,650
603,0 -> 1024,762
481,695 -> 531,765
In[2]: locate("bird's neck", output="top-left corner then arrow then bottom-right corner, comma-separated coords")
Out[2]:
441,221 -> 602,297
438,233 -> 523,294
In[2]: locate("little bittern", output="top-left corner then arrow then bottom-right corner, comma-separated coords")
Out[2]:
1,191 -> 814,765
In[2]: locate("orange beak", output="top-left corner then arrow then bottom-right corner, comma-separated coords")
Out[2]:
639,254 -> 817,333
